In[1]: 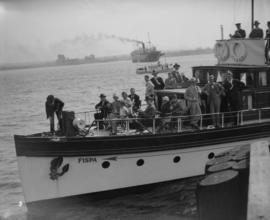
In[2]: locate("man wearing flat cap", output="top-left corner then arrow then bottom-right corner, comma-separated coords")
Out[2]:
230,23 -> 246,39
249,20 -> 263,39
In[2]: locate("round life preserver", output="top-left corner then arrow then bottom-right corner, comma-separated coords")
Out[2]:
72,118 -> 86,130
214,42 -> 229,62
230,41 -> 247,63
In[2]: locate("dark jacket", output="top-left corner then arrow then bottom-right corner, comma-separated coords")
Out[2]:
151,77 -> 165,90
160,101 -> 171,117
249,28 -> 263,38
45,98 -> 64,118
128,94 -> 141,111
95,100 -> 111,118
266,29 -> 270,39
232,29 -> 246,38
171,71 -> 189,84
223,79 -> 245,111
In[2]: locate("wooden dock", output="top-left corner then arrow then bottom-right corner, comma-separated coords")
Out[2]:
247,141 -> 270,220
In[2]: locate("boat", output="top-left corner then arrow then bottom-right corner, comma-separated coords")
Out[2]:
14,4 -> 270,206
136,62 -> 174,74
130,41 -> 164,63
14,36 -> 270,206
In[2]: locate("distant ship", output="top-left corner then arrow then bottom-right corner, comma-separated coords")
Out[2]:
130,41 -> 164,63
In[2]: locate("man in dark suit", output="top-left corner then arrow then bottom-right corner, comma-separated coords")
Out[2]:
128,88 -> 141,112
150,70 -> 165,90
230,23 -> 246,39
94,94 -> 111,129
249,20 -> 263,39
45,95 -> 64,133
223,72 -> 245,125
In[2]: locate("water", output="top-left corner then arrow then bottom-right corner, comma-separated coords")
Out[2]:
0,54 -> 215,219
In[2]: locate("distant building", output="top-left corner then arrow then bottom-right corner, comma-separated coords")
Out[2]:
56,54 -> 66,64
84,54 -> 95,62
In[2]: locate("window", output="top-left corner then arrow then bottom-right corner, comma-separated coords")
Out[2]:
240,72 -> 255,88
259,72 -> 267,86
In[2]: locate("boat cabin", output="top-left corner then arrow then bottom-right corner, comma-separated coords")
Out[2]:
192,65 -> 270,109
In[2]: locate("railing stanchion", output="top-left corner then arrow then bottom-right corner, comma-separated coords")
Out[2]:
153,118 -> 156,134
177,117 -> 180,132
240,111 -> 243,125
97,121 -> 100,135
259,109 -> 262,123
237,112 -> 239,126
221,113 -> 224,128
200,115 -> 203,130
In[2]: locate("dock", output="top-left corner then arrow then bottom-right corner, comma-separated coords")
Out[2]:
247,141 -> 270,220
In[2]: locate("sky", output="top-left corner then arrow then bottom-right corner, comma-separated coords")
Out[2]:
0,0 -> 269,63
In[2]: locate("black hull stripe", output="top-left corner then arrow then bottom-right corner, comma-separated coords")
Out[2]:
14,123 -> 270,157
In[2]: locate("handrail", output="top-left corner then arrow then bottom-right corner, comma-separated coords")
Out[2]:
78,106 -> 270,136
78,106 -> 270,122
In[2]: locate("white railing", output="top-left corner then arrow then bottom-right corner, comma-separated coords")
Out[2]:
77,107 -> 270,136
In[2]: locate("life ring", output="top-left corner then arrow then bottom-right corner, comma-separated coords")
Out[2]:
214,42 -> 229,62
230,41 -> 247,63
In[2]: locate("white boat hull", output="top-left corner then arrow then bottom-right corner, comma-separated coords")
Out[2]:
17,137 -> 270,203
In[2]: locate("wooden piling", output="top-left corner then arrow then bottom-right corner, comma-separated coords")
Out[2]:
247,141 -> 270,220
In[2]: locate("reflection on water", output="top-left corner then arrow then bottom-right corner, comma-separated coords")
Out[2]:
0,54 -> 215,219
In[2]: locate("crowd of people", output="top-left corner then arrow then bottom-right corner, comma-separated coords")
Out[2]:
91,62 -> 246,133
45,61 -> 248,134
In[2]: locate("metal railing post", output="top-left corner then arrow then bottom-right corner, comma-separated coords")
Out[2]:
126,119 -> 130,132
240,111 -> 243,125
153,118 -> 156,134
97,121 -> 100,135
221,113 -> 224,128
200,115 -> 203,130
237,112 -> 239,126
259,109 -> 262,123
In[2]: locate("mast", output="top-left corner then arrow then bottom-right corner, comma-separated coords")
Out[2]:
251,0 -> 254,30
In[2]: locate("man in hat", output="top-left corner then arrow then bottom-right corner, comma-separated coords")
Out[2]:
184,78 -> 201,129
223,72 -> 245,125
94,94 -> 111,128
230,23 -> 246,39
171,63 -> 188,84
128,88 -> 141,112
150,70 -> 165,90
45,95 -> 64,133
137,96 -> 157,128
249,20 -> 263,39
265,21 -> 270,62
202,75 -> 224,127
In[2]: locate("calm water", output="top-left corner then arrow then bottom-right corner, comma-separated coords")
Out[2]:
0,54 -> 215,220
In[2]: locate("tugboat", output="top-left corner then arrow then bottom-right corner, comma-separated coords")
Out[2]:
14,31 -> 270,207
131,40 -> 164,63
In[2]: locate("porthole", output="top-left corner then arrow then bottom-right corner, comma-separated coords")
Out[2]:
208,152 -> 215,159
173,156 -> 181,163
102,161 -> 110,169
137,159 -> 144,166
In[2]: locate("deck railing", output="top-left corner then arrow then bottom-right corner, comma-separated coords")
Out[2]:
75,107 -> 270,136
